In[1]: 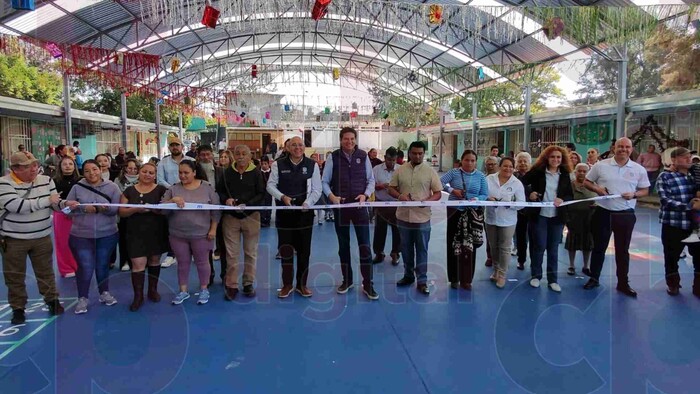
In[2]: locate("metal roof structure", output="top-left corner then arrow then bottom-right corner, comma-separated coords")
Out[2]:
0,0 -> 694,103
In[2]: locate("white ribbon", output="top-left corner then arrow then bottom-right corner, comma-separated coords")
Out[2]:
63,195 -> 621,213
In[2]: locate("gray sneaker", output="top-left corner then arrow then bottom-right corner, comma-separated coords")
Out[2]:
197,289 -> 210,305
74,297 -> 88,314
99,291 -> 118,306
172,291 -> 190,305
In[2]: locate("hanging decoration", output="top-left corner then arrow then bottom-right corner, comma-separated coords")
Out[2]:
45,42 -> 62,59
201,3 -> 220,29
477,67 -> 485,81
324,107 -> 331,114
284,104 -> 291,112
115,52 -> 124,65
265,111 -> 271,119
428,4 -> 443,25
408,72 -> 417,83
170,57 -> 181,73
629,115 -> 690,153
251,65 -> 258,78
311,0 -> 332,21
11,0 -> 35,11
542,17 -> 565,40
332,67 -> 340,80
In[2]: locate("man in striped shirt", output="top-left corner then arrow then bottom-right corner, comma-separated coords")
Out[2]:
0,152 -> 78,324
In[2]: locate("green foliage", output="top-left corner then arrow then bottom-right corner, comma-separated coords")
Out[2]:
0,54 -> 62,105
71,80 -> 191,127
450,66 -> 564,118
368,85 -> 440,128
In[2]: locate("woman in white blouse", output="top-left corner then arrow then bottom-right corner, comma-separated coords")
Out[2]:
485,157 -> 526,288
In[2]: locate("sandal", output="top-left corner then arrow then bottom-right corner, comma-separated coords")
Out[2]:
567,267 -> 576,276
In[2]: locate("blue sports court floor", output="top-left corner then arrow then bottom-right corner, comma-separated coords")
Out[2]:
1,206 -> 699,394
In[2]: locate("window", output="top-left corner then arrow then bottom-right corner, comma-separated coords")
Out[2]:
95,129 -> 121,156
1,117 -> 32,173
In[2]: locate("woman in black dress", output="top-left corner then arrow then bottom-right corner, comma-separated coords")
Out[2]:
118,162 -> 169,311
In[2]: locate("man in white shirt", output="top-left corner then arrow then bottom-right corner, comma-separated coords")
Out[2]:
372,147 -> 401,265
583,137 -> 650,297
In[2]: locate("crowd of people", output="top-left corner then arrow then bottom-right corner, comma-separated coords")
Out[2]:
1,129 -> 699,326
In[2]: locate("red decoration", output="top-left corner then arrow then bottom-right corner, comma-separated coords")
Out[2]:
542,17 -> 565,40
251,65 -> 257,78
45,42 -> 62,58
201,4 -> 220,29
311,0 -> 331,21
350,111 -> 357,118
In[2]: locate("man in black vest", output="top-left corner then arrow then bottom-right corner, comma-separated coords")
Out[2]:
322,127 -> 378,300
267,136 -> 322,298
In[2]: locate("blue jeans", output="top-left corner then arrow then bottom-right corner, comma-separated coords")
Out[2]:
333,207 -> 372,287
398,219 -> 431,285
69,233 -> 119,298
528,216 -> 564,283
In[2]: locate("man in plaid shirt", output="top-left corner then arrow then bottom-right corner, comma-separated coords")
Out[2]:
656,147 -> 700,296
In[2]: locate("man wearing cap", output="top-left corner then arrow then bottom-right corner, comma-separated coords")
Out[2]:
157,136 -> 194,268
0,152 -> 79,324
583,137 -> 650,297
656,147 -> 700,296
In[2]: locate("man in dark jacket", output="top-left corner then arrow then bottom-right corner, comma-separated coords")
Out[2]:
322,127 -> 378,300
267,136 -> 322,298
216,145 -> 266,300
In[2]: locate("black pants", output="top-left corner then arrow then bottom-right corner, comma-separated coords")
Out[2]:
589,207 -> 636,284
661,224 -> 700,288
209,221 -> 227,280
372,207 -> 400,256
515,212 -> 529,264
277,211 -> 314,287
261,193 -> 272,226
446,208 -> 479,284
333,207 -> 372,287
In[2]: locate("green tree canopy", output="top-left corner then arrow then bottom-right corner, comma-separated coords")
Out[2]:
0,54 -> 62,105
368,85 -> 440,128
450,66 -> 564,119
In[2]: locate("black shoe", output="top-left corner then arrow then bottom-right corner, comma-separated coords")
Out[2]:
583,279 -> 600,290
396,277 -> 415,287
363,286 -> 379,300
11,309 -> 25,325
337,282 -> 354,294
582,267 -> 591,276
224,287 -> 238,301
517,263 -> 525,271
667,286 -> 680,296
242,284 -> 256,297
417,283 -> 430,295
47,300 -> 64,316
450,282 -> 459,289
390,253 -> 400,265
616,285 -> 637,298
275,252 -> 281,260
372,254 -> 385,264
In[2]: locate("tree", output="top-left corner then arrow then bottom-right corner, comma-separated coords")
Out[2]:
71,80 -> 191,127
368,85 -> 440,128
573,40 -> 662,105
644,25 -> 700,92
450,66 -> 564,119
0,54 -> 63,105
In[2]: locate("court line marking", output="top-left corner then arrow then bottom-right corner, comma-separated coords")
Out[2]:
0,299 -> 79,362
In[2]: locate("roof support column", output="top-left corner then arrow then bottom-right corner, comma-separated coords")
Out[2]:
523,84 -> 532,152
178,111 -> 184,142
439,108 -> 445,172
120,92 -> 128,151
471,94 -> 478,150
155,97 -> 162,158
616,44 -> 628,139
62,73 -> 72,145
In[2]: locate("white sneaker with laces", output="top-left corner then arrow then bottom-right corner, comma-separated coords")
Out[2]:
549,283 -> 562,292
74,297 -> 88,314
161,256 -> 177,268
530,278 -> 540,288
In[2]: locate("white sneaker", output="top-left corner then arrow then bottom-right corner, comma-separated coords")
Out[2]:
161,256 -> 177,268
682,231 -> 700,243
120,265 -> 130,272
99,291 -> 118,306
549,283 -> 562,292
530,278 -> 540,288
